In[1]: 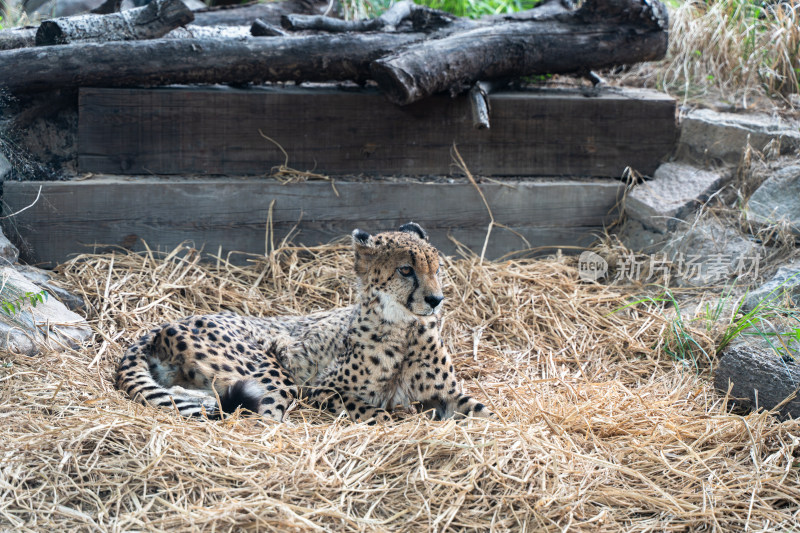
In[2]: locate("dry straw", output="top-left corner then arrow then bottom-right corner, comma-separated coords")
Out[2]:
1,240 -> 798,531
620,0 -> 800,105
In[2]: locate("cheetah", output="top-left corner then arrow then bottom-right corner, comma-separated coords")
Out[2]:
116,222 -> 492,423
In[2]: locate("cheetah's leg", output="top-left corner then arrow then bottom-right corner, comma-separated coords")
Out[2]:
306,386 -> 392,425
406,359 -> 494,420
422,393 -> 494,420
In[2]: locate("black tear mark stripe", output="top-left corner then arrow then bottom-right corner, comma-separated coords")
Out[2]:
406,273 -> 419,310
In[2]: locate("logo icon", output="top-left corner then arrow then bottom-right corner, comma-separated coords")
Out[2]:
578,251 -> 608,282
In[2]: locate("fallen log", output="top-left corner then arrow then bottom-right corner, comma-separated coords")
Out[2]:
0,0 -> 668,101
35,0 -> 194,45
280,1 -> 445,32
250,19 -> 288,37
0,33 -> 420,92
192,0 -> 328,26
370,0 -> 669,104
165,24 -> 252,39
0,26 -> 37,51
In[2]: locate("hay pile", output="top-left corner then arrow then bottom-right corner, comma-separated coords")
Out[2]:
1,242 -> 798,531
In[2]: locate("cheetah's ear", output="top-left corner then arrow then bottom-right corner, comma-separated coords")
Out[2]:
352,228 -> 375,249
398,222 -> 428,241
352,228 -> 376,277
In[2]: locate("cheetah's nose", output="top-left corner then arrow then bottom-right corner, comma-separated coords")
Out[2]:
424,295 -> 444,308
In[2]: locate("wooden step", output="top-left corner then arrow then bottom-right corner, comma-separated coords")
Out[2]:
3,177 -> 623,266
77,85 -> 676,177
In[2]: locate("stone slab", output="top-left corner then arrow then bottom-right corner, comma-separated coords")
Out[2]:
15,265 -> 86,312
746,165 -> 800,234
677,108 -> 800,165
625,162 -> 729,233
0,266 -> 91,355
741,264 -> 800,312
662,218 -> 763,287
0,227 -> 19,266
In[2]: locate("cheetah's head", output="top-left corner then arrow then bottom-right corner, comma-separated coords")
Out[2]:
352,222 -> 444,320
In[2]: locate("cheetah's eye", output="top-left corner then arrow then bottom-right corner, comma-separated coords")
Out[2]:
397,266 -> 414,277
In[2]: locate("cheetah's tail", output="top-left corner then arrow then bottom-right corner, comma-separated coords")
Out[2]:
116,325 -> 219,418
218,380 -> 263,416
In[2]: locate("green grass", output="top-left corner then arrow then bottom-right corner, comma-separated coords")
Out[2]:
743,325 -> 800,360
718,274 -> 800,359
0,2 -> 31,29
0,277 -> 46,331
0,289 -> 47,317
614,288 -> 714,372
616,275 -> 800,373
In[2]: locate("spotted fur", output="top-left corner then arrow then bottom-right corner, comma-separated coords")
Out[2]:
116,223 -> 493,423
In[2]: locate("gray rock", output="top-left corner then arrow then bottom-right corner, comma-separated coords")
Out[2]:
15,265 -> 85,311
677,109 -> 800,165
0,228 -> 19,266
617,218 -> 668,253
662,218 -> 763,287
715,338 -> 800,419
746,165 -> 800,234
625,162 -> 730,233
0,266 -> 91,355
741,265 -> 800,312
0,153 -> 10,182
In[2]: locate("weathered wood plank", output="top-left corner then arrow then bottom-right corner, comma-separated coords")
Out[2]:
77,86 -> 676,177
2,177 -> 623,266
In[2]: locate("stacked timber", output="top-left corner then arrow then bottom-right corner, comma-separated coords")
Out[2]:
0,0 -> 669,104
0,0 -> 676,264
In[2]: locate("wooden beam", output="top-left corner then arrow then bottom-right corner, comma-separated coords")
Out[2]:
77,86 -> 676,177
2,177 -> 623,266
